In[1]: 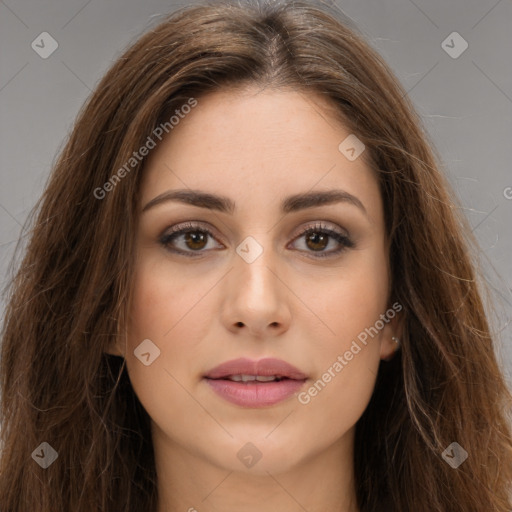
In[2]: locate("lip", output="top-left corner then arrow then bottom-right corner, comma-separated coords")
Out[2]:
203,357 -> 308,408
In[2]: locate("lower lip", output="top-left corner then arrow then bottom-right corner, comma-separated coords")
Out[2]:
204,378 -> 306,407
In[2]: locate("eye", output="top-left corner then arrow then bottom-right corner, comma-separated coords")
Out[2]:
159,221 -> 354,258
159,222 -> 222,257
289,222 -> 354,258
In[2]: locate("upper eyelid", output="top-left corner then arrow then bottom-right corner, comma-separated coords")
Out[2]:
162,220 -> 224,242
162,220 -> 348,240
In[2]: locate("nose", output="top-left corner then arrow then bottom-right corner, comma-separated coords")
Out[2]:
220,238 -> 292,338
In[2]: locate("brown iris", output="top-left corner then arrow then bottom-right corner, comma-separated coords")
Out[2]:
184,231 -> 208,250
305,231 -> 329,251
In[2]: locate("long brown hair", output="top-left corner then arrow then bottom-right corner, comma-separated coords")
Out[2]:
1,1 -> 511,510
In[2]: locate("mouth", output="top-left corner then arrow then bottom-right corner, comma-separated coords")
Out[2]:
203,358 -> 308,407
210,374 -> 293,382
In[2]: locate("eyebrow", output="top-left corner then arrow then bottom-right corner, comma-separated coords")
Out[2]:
142,188 -> 367,216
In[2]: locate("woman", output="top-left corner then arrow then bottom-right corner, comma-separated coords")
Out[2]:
1,0 -> 511,510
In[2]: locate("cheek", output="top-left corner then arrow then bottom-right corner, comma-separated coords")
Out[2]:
308,248 -> 389,344
125,254 -> 195,377
128,253 -> 212,346
296,249 -> 389,414
124,256 -> 215,441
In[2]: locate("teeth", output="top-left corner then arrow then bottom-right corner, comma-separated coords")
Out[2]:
226,374 -> 283,382
255,375 -> 278,382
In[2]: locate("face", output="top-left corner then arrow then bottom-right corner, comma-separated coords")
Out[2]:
112,87 -> 399,476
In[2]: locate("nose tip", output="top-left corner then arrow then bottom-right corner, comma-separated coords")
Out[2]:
220,234 -> 292,336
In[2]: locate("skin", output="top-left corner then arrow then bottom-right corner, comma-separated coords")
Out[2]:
108,86 -> 401,512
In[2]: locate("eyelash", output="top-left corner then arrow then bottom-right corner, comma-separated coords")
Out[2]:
159,221 -> 355,259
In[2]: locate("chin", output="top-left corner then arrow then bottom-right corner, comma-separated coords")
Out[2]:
204,431 -> 311,476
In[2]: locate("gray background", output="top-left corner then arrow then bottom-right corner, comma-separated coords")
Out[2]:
1,0 -> 511,382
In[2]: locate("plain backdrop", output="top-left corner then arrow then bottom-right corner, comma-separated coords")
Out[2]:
1,0 -> 511,382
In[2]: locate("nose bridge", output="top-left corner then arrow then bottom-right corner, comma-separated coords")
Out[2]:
222,231 -> 291,335
234,233 -> 279,303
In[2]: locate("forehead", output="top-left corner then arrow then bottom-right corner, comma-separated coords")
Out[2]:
141,87 -> 381,222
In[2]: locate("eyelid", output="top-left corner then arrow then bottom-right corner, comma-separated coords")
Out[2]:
287,222 -> 354,259
289,220 -> 349,240
159,220 -> 226,254
162,220 -> 221,238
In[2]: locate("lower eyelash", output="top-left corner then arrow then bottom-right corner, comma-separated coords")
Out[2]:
159,222 -> 354,258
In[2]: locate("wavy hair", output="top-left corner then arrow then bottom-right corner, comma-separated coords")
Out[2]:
1,0 -> 511,510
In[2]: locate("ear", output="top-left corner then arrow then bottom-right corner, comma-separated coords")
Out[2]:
379,301 -> 404,361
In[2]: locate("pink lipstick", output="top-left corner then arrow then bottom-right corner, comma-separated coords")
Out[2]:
203,357 -> 307,407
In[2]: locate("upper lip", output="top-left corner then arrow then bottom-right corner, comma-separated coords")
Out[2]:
204,357 -> 307,380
